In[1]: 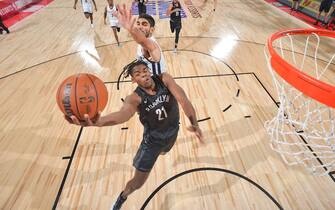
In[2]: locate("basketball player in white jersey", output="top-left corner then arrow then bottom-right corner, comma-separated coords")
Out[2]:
73,0 -> 97,28
104,0 -> 121,46
115,4 -> 167,75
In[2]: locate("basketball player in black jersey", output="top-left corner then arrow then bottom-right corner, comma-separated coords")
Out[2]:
167,0 -> 183,53
66,60 -> 203,209
136,0 -> 147,15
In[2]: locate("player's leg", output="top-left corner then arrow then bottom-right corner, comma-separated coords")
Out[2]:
90,13 -> 93,25
174,27 -> 181,53
170,20 -> 175,33
83,2 -> 93,26
294,0 -> 300,10
322,4 -> 332,25
112,169 -> 150,210
112,26 -> 120,46
112,141 -> 162,209
123,170 -> 150,197
291,0 -> 298,11
316,2 -> 329,25
84,12 -> 90,19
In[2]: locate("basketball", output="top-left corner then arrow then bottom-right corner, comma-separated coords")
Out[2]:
56,73 -> 108,121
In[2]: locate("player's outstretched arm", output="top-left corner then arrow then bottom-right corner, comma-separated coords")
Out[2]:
162,73 -> 204,142
66,94 -> 140,127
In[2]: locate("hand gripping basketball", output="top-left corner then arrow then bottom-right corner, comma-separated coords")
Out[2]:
57,73 -> 108,123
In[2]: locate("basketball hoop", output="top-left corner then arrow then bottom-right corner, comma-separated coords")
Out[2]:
264,28 -> 335,175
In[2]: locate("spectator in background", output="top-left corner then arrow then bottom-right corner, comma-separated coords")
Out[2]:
326,3 -> 335,30
0,16 -> 10,34
290,0 -> 300,12
314,0 -> 333,25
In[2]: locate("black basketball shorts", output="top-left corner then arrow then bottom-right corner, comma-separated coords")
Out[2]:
133,132 -> 178,172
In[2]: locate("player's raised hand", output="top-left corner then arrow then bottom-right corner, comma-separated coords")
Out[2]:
187,125 -> 204,143
114,4 -> 136,32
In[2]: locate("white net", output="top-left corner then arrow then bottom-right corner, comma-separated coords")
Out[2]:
264,30 -> 335,175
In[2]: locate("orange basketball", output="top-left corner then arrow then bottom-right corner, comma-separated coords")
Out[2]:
56,73 -> 108,121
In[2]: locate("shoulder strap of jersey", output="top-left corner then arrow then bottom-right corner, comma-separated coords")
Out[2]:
134,86 -> 146,98
152,75 -> 167,90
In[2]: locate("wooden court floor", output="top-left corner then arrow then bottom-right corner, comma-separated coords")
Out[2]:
0,0 -> 334,209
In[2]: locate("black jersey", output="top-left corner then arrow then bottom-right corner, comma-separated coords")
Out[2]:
135,76 -> 179,141
138,0 -> 145,5
170,1 -> 182,22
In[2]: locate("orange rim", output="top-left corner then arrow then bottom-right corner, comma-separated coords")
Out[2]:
267,28 -> 335,108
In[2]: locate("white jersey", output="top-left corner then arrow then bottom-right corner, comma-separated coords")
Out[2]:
106,5 -> 119,27
136,37 -> 166,75
81,0 -> 93,13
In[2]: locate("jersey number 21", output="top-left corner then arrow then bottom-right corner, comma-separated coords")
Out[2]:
156,106 -> 168,120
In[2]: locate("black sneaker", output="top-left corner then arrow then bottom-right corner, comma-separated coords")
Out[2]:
112,192 -> 127,210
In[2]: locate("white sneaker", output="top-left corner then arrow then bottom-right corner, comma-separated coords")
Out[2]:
173,48 -> 177,53
91,24 -> 94,28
